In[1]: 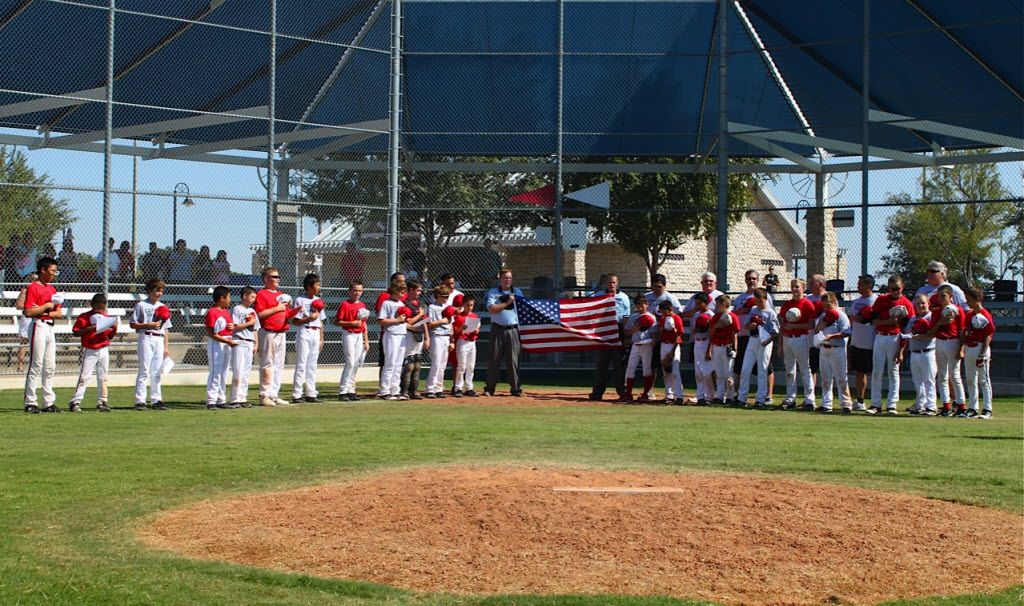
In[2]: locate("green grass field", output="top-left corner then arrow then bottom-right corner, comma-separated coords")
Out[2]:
0,382 -> 1021,605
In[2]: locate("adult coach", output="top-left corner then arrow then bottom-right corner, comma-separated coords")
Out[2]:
589,273 -> 630,401
254,266 -> 292,407
915,261 -> 967,308
484,268 -> 524,397
732,269 -> 774,402
438,272 -> 463,306
22,256 -> 62,413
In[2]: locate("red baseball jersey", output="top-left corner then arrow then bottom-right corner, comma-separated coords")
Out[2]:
24,282 -> 58,320
255,288 -> 289,332
453,311 -> 480,342
709,311 -> 740,345
205,307 -> 233,337
870,294 -> 914,336
375,291 -> 407,314
73,310 -> 117,349
335,299 -> 368,334
963,308 -> 996,347
659,313 -> 683,344
933,305 -> 965,340
780,297 -> 817,337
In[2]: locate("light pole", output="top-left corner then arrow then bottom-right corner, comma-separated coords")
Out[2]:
172,182 -> 194,245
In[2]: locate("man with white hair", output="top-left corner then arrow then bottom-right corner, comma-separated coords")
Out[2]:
914,261 -> 967,308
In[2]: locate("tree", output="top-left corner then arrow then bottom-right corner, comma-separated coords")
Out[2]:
569,158 -> 761,279
881,157 -> 1013,288
0,146 -> 75,246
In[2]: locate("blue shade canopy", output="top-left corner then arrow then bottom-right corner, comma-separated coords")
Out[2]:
0,0 -> 1019,159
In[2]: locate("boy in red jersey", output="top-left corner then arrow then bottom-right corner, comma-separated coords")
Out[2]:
451,294 -> 481,397
707,294 -> 740,405
205,286 -> 236,409
657,299 -> 684,404
778,279 -> 817,410
69,293 -> 117,412
334,281 -> 370,401
868,275 -> 914,415
22,257 -> 63,414
961,286 -> 995,419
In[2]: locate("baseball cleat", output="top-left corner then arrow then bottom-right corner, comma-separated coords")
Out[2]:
865,406 -> 880,415
978,410 -> 992,419
24,405 -> 40,414
68,402 -> 81,413
152,401 -> 168,411
96,402 -> 110,412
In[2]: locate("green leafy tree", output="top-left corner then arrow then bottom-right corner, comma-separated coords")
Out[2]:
568,158 -> 761,279
881,158 -> 1012,288
0,146 -> 75,245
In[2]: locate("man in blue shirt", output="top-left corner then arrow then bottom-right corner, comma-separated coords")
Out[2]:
589,273 -> 631,401
484,268 -> 525,396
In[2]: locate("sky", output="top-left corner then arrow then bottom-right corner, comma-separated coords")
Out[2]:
6,128 -> 1022,288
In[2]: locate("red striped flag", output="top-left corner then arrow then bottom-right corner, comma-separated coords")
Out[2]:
516,294 -> 622,352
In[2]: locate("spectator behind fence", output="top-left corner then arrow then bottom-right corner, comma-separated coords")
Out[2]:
57,238 -> 78,283
140,242 -> 165,281
115,240 -> 134,282
192,245 -> 213,284
96,237 -> 118,281
17,231 -> 37,278
339,241 -> 364,285
168,239 -> 193,284
1,233 -> 20,280
212,249 -> 231,285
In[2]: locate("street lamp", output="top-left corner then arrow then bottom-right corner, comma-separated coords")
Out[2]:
172,182 -> 194,245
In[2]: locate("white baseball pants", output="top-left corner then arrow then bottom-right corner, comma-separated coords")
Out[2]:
871,334 -> 901,410
783,335 -> 814,405
72,347 -> 109,404
454,339 -> 477,392
24,320 -> 56,408
625,342 -> 653,379
710,344 -> 733,401
379,332 -> 406,396
135,334 -> 164,404
659,343 -> 682,399
692,339 -> 713,401
339,332 -> 366,395
230,339 -> 255,403
819,345 -> 852,410
909,349 -> 937,412
426,334 -> 450,393
963,344 -> 991,412
206,341 -> 231,404
258,331 -> 286,399
736,337 -> 760,403
292,328 -> 320,400
935,338 -> 965,405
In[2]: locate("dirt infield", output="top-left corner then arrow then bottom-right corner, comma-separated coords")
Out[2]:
143,466 -> 1023,605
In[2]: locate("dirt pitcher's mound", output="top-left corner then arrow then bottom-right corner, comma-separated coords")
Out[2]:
142,467 -> 1023,605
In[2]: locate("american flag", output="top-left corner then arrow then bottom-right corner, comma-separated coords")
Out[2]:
516,294 -> 622,352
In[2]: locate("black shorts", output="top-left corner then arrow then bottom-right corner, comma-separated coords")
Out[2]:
809,346 -> 820,373
849,345 -> 873,374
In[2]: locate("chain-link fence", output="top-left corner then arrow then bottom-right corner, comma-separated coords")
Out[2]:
0,1 -> 1020,376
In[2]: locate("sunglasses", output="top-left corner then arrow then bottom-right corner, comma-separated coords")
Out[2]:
267,275 -> 281,279
926,269 -> 940,274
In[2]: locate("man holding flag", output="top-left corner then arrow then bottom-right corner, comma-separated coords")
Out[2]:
484,268 -> 525,397
588,273 -> 631,401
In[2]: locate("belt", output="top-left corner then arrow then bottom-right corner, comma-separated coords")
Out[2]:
36,319 -> 54,326
965,342 -> 983,348
821,343 -> 841,349
493,324 -> 518,330
692,337 -> 708,342
143,331 -> 164,338
784,333 -> 807,338
236,337 -> 254,342
911,347 -> 935,353
304,326 -> 320,330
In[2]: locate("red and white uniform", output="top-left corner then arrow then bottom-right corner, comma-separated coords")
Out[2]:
624,312 -> 656,387
425,303 -> 458,394
205,306 -> 233,405
292,295 -> 324,401
905,312 -> 938,413
658,313 -> 684,399
71,310 -> 117,405
336,299 -> 369,396
22,282 -> 60,409
780,297 -> 817,406
230,304 -> 258,404
132,299 -> 171,405
932,304 -> 966,407
378,299 -> 409,396
817,309 -> 853,411
690,310 -> 714,401
737,307 -> 779,404
963,308 -> 995,413
255,288 -> 293,402
452,311 -> 480,392
709,311 -> 740,401
870,294 -> 913,410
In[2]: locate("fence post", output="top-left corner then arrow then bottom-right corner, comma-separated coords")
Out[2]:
715,0 -> 730,291
387,0 -> 403,276
101,0 -> 115,297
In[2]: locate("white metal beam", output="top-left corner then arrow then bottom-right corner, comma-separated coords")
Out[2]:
729,122 -> 933,166
732,133 -> 821,172
869,110 -> 1024,150
152,119 -> 388,160
0,88 -> 106,119
37,106 -> 269,149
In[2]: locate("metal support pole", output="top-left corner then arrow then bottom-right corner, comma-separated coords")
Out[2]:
172,193 -> 177,245
131,139 -> 139,277
386,0 -> 402,275
860,0 -> 870,277
101,0 -> 115,296
552,0 -> 565,295
715,0 -> 729,291
266,0 -> 277,268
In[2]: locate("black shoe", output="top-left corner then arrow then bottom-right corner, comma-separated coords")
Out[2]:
207,404 -> 218,410
755,401 -> 769,410
465,390 -> 478,397
152,401 -> 168,411
711,398 -> 724,406
347,394 -> 360,401
216,402 -> 232,409
938,408 -> 952,417
696,399 -> 708,406
410,393 -> 423,400
304,396 -> 322,403
815,406 -> 831,414
841,407 -> 852,414
482,390 -> 495,397
588,393 -> 603,401
865,406 -> 880,415
510,391 -> 523,397
424,392 -> 436,399
68,402 -> 81,413
453,390 -> 463,397
24,405 -> 39,414
291,398 -> 304,405
802,403 -> 816,411
134,403 -> 148,411
97,402 -> 110,412
238,401 -> 252,408
41,405 -> 59,413
436,392 -> 447,399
